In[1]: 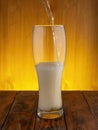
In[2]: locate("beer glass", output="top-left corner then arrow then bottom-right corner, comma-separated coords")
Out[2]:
32,25 -> 66,119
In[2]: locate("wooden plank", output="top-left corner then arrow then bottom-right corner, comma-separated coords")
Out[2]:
83,91 -> 98,124
2,91 -> 38,130
1,91 -> 98,130
0,91 -> 16,129
62,91 -> 98,130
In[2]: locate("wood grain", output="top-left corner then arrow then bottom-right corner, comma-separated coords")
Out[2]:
0,0 -> 98,90
0,91 -> 16,129
62,91 -> 98,130
2,91 -> 38,130
83,91 -> 98,124
0,91 -> 98,129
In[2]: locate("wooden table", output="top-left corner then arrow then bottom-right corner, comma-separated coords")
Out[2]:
0,91 -> 98,130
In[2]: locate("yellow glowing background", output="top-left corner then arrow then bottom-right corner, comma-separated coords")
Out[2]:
0,0 -> 98,90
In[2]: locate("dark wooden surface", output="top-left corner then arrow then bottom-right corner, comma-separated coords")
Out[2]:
0,91 -> 98,130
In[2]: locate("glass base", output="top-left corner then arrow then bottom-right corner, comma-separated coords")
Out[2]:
37,108 -> 63,119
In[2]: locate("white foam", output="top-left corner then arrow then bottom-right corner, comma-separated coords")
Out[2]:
36,62 -> 63,111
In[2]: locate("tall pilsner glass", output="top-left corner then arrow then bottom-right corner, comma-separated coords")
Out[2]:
32,25 -> 66,119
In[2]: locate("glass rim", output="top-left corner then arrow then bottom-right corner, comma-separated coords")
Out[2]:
33,25 -> 64,27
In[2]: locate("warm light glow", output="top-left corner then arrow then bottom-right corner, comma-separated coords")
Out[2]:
0,35 -> 98,90
0,0 -> 98,90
